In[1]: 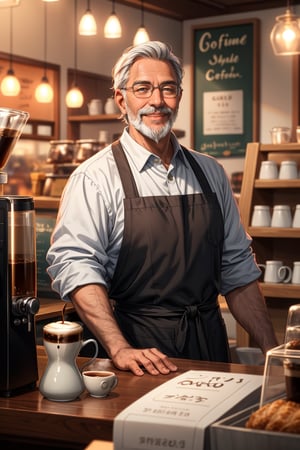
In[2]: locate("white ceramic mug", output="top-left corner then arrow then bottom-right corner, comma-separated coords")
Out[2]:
88,99 -> 103,115
258,161 -> 278,179
98,130 -> 109,144
258,260 -> 292,283
251,205 -> 271,227
278,160 -> 298,180
292,205 -> 300,228
271,205 -> 292,227
292,262 -> 300,284
82,370 -> 118,398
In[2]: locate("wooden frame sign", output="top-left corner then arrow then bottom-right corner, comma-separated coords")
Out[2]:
192,19 -> 260,157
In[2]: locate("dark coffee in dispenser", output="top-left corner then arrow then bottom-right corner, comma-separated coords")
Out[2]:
0,196 -> 40,397
0,128 -> 20,168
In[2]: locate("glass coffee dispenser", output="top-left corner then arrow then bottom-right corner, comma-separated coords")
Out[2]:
0,108 -> 40,396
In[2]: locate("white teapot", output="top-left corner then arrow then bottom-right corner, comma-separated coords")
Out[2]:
39,321 -> 98,402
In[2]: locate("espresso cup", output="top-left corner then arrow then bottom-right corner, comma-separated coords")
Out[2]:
278,160 -> 298,180
251,205 -> 271,227
258,260 -> 292,283
258,161 -> 278,179
82,370 -> 118,398
271,205 -> 292,228
292,205 -> 300,228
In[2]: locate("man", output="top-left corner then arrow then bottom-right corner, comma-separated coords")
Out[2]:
47,41 -> 277,376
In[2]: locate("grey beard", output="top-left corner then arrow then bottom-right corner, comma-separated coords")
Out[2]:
127,105 -> 178,143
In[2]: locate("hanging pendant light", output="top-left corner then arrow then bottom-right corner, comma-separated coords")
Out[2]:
1,7 -> 20,96
133,0 -> 150,46
35,2 -> 53,103
79,0 -> 97,36
104,0 -> 122,39
270,4 -> 300,55
66,0 -> 84,108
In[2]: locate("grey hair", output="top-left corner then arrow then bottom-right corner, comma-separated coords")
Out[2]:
112,41 -> 183,91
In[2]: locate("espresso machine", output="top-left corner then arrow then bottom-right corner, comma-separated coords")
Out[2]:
0,108 -> 40,397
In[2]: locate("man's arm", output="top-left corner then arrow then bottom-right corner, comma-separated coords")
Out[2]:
70,284 -> 178,376
225,280 -> 278,353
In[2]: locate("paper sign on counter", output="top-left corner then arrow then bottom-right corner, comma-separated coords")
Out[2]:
113,370 -> 262,450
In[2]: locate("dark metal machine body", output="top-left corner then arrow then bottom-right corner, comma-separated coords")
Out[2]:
0,196 -> 39,397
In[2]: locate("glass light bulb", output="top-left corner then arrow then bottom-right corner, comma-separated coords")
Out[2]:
270,9 -> 300,55
66,86 -> 84,108
1,72 -> 21,96
79,10 -> 97,36
133,27 -> 150,46
35,79 -> 54,103
104,13 -> 122,39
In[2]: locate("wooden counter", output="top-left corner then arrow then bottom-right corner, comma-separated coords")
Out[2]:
0,346 -> 263,450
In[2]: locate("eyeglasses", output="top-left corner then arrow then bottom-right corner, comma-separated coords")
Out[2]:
122,82 -> 181,99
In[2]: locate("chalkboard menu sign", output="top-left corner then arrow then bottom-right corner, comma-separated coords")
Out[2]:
193,19 -> 259,157
36,213 -> 59,299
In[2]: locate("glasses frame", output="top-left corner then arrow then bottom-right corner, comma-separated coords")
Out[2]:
121,81 -> 182,99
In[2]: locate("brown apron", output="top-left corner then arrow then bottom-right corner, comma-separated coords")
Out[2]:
109,141 -> 230,362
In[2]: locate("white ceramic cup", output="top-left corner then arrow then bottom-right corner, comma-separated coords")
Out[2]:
292,262 -> 300,284
251,205 -> 271,227
278,160 -> 298,180
292,205 -> 300,228
271,205 -> 292,227
98,130 -> 109,144
82,370 -> 118,398
88,99 -> 103,115
258,260 -> 292,283
258,161 -> 278,179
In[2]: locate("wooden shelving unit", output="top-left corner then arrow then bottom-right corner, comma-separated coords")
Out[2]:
67,114 -> 186,141
67,114 -> 120,140
237,142 -> 300,346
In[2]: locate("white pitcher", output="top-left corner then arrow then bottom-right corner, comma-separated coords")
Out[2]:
39,321 -> 98,402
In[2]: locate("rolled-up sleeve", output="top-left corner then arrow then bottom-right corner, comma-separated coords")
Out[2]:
218,171 -> 261,295
46,171 -> 113,300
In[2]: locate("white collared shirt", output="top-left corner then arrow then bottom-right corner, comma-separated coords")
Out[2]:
47,128 -> 260,300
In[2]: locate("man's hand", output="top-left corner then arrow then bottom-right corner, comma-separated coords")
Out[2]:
112,347 -> 178,376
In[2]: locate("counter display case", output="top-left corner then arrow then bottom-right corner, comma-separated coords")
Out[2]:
238,142 -> 300,347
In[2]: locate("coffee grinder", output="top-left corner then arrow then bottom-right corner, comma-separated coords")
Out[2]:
0,108 -> 40,397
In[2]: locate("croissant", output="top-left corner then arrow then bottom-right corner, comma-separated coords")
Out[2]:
246,399 -> 300,434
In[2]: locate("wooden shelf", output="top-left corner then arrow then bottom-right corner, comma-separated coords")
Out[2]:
237,142 -> 300,347
248,227 -> 300,237
254,179 -> 300,188
67,114 -> 186,140
68,114 -> 120,123
260,283 -> 300,299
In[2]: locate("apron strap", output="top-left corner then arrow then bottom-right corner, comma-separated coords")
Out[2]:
111,140 -> 139,198
181,146 -> 213,195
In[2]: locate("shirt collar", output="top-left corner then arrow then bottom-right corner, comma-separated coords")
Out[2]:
119,127 -> 186,172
